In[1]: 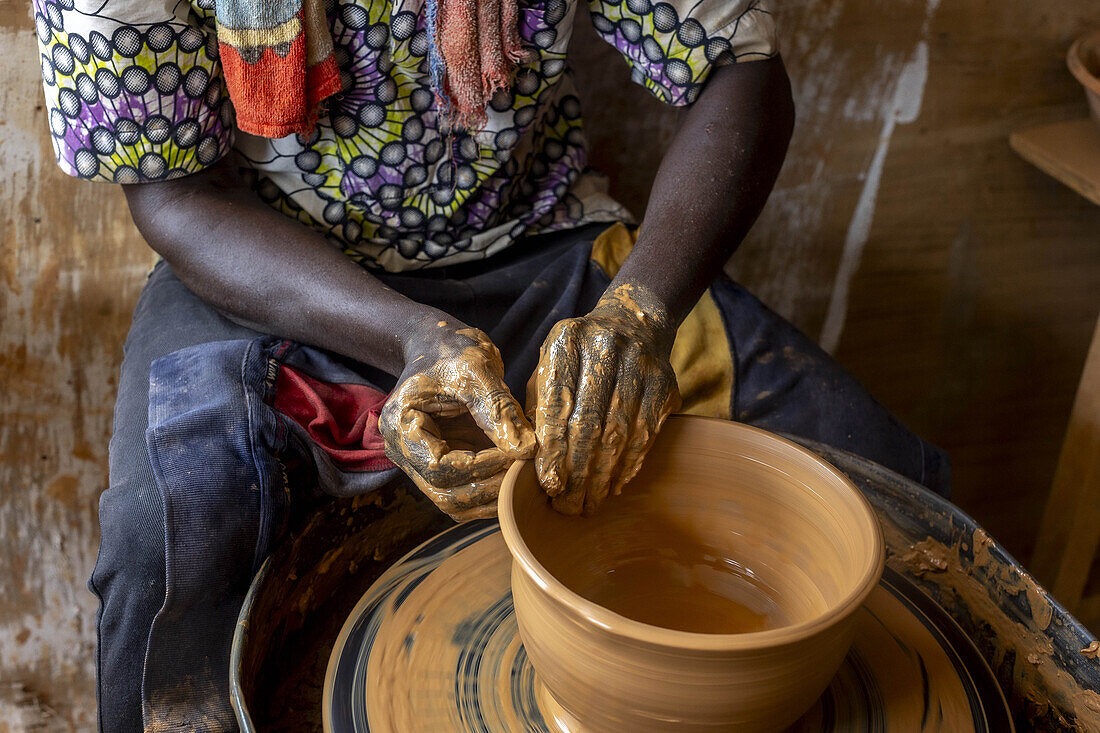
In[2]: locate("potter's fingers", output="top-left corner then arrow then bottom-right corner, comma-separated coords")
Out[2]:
451,499 -> 500,522
579,363 -> 635,514
383,373 -> 468,424
558,393 -> 631,515
382,404 -> 448,468
393,407 -> 513,487
557,334 -> 620,515
399,381 -> 470,418
402,461 -> 503,521
612,378 -> 679,496
379,373 -> 432,443
404,394 -> 470,419
428,447 -> 513,486
599,353 -> 647,492
464,374 -> 537,459
524,370 -> 538,424
406,435 -> 513,487
534,320 -> 582,496
448,472 -> 506,517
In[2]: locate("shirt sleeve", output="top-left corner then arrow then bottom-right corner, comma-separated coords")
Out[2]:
585,0 -> 778,105
32,0 -> 234,183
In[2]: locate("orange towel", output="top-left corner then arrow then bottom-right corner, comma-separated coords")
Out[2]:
215,0 -> 342,138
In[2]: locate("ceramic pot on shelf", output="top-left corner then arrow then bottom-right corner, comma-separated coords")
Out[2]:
1068,30 -> 1100,128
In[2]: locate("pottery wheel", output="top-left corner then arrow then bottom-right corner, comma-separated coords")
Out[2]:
323,520 -> 1013,732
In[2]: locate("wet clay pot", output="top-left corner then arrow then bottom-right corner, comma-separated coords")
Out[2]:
498,416 -> 885,733
1069,30 -> 1100,127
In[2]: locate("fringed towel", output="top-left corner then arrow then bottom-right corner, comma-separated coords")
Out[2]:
429,0 -> 530,128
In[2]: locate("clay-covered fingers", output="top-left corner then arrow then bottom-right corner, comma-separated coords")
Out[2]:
383,408 -> 512,520
380,341 -> 532,512
403,462 -> 505,521
530,282 -> 681,515
464,376 -> 537,459
379,324 -> 539,520
445,328 -> 536,460
610,373 -> 681,496
553,330 -> 629,515
531,320 -> 678,515
575,358 -> 641,513
533,319 -> 583,496
382,402 -> 513,490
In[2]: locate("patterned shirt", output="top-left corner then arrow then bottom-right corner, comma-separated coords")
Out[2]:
33,0 -> 777,271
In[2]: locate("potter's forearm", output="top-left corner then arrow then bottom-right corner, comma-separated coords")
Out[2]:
126,160 -> 534,519
614,57 -> 794,324
528,58 -> 793,513
123,159 -> 445,375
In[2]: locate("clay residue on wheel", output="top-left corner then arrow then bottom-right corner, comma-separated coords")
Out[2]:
880,520 -> 1100,727
244,486 -> 452,730
902,538 -> 950,576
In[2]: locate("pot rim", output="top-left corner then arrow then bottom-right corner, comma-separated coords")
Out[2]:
497,415 -> 886,652
1068,30 -> 1100,95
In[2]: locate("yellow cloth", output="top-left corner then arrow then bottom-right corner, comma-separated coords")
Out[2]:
589,223 -> 734,419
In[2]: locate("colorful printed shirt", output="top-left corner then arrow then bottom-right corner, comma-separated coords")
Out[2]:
33,0 -> 777,271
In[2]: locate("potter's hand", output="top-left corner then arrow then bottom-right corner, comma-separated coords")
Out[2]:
381,322 -> 536,521
528,283 -> 681,515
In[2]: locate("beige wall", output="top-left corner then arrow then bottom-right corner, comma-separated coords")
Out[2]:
3,0 -> 155,724
2,0 -> 1098,726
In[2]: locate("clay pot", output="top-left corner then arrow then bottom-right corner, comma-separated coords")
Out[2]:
1068,30 -> 1100,127
498,416 -> 884,733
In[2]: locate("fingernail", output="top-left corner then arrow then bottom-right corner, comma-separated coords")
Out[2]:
538,461 -> 562,495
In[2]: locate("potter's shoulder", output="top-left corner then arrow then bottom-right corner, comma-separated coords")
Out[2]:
583,0 -> 779,106
31,0 -> 232,184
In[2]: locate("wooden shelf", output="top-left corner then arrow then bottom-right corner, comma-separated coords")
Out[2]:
1010,118 -> 1100,206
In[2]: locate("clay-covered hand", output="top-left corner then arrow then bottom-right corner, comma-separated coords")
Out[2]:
381,323 -> 536,521
527,283 -> 681,515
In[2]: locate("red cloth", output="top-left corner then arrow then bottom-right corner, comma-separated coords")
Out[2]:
272,365 -> 395,472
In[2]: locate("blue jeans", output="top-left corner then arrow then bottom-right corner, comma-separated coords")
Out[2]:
92,224 -> 948,731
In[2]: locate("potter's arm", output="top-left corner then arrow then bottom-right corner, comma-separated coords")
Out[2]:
123,160 -> 441,375
531,57 -> 794,514
615,56 -> 794,324
123,163 -> 534,519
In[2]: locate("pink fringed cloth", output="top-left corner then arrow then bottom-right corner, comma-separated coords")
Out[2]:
432,0 -> 530,128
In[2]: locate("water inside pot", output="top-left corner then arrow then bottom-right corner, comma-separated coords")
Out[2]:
568,543 -> 789,634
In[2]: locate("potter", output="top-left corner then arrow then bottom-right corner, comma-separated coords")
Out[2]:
31,0 -> 956,725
